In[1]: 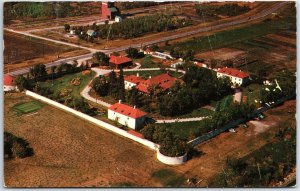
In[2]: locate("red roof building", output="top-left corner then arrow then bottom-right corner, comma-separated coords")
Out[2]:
136,73 -> 177,93
124,74 -> 145,90
217,67 -> 250,86
109,55 -> 132,69
108,101 -> 147,130
108,103 -> 147,119
124,75 -> 144,84
217,67 -> 249,79
3,74 -> 16,92
4,74 -> 15,86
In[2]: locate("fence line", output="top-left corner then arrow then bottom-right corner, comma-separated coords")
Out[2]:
25,90 -> 159,150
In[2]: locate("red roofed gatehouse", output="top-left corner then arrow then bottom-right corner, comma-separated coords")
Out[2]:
217,67 -> 250,86
108,100 -> 147,130
109,55 -> 132,69
4,74 -> 17,92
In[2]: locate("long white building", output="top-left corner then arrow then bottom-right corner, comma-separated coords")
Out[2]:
108,101 -> 147,130
217,67 -> 250,86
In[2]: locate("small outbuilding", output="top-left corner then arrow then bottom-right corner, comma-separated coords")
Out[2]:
109,55 -> 132,69
86,30 -> 97,37
3,74 -> 16,92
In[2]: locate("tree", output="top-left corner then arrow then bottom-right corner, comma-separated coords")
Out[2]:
125,47 -> 139,58
93,52 -> 109,66
14,76 -> 30,91
128,86 -> 142,107
29,64 -> 47,79
117,68 -> 126,101
64,23 -> 70,32
108,71 -> 118,99
92,76 -> 109,97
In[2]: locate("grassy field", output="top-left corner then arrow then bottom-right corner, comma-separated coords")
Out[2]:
40,72 -> 94,98
12,101 -> 43,115
166,18 -> 294,54
151,169 -> 185,187
124,70 -> 183,79
133,56 -> 163,68
156,120 -> 210,141
176,108 -> 214,118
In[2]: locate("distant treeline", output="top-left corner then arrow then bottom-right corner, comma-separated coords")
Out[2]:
72,14 -> 192,40
117,1 -> 162,10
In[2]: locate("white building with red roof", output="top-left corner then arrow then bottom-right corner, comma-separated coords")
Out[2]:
217,67 -> 250,86
124,73 -> 144,90
109,55 -> 132,69
108,101 -> 147,130
4,74 -> 16,92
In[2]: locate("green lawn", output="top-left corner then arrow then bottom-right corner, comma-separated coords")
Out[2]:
40,72 -> 95,98
133,56 -> 163,68
156,120 -> 210,141
12,101 -> 43,115
178,107 -> 214,118
151,169 -> 185,187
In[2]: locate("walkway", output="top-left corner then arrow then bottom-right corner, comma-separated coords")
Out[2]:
155,116 -> 209,123
80,68 -> 112,108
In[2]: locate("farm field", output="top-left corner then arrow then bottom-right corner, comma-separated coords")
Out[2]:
27,2 -> 270,51
3,31 -> 89,73
4,93 -> 185,187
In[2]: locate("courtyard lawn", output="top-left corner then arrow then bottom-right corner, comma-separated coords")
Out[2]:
177,107 -> 214,118
134,56 -> 163,68
242,83 -> 264,104
156,120 -> 210,141
40,71 -> 95,98
124,70 -> 183,79
12,101 -> 43,115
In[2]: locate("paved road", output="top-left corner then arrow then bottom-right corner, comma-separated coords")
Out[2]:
4,28 -> 98,52
9,53 -> 94,76
5,1 -> 288,59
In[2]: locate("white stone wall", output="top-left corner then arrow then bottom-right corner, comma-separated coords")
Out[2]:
156,150 -> 187,165
3,85 -> 15,92
25,90 -> 158,150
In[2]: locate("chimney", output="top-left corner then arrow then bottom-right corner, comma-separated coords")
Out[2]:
134,105 -> 136,109
136,73 -> 139,77
119,100 -> 122,104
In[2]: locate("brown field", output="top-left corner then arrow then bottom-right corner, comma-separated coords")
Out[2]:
4,93 -> 171,187
4,31 -> 89,73
195,47 -> 246,61
4,92 -> 295,187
